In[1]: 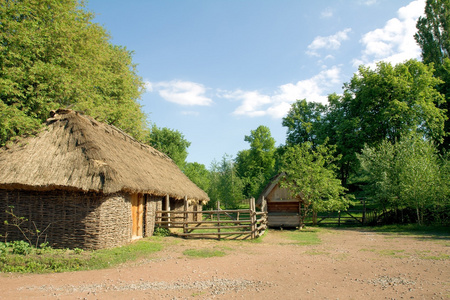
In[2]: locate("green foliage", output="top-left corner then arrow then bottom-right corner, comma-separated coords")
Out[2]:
235,125 -> 276,198
11,240 -> 32,255
153,227 -> 171,237
183,162 -> 211,192
207,154 -> 244,209
0,0 -> 148,145
281,142 -> 350,226
146,125 -> 191,168
282,99 -> 326,147
415,0 -> 450,150
358,133 -> 449,224
328,60 -> 446,184
0,238 -> 163,273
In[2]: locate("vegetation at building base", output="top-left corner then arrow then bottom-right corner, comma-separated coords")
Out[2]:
0,238 -> 163,273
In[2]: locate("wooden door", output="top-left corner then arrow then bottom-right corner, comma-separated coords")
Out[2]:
131,193 -> 144,239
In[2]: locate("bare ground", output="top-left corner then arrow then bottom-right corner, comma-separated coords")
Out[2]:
0,227 -> 449,300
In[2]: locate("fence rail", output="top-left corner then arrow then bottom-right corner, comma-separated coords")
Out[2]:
155,198 -> 267,240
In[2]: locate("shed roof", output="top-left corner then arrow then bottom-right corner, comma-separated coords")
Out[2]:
0,109 -> 209,202
256,172 -> 287,206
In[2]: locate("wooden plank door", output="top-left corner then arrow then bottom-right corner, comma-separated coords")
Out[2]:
131,193 -> 144,239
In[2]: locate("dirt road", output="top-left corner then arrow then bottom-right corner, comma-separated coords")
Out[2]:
0,228 -> 448,299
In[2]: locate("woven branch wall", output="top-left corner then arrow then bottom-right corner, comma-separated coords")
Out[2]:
145,195 -> 162,237
0,190 -> 133,249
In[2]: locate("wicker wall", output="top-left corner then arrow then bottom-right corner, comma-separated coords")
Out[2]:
0,190 -> 136,249
97,194 -> 132,249
145,195 -> 162,236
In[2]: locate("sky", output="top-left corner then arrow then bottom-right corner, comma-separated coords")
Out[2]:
86,0 -> 425,167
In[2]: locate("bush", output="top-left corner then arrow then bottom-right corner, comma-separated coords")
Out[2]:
153,227 -> 171,237
11,240 -> 32,255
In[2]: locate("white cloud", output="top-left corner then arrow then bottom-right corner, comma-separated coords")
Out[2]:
145,80 -> 213,106
307,28 -> 352,57
227,66 -> 342,119
354,0 -> 425,67
321,7 -> 333,18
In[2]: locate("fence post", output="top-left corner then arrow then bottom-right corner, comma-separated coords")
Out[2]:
217,201 -> 221,240
165,194 -> 170,227
183,196 -> 188,235
250,197 -> 256,239
362,199 -> 366,225
338,210 -> 341,227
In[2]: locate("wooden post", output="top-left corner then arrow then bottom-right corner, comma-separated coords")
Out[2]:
183,196 -> 188,235
217,201 -> 221,240
165,194 -> 170,227
362,199 -> 366,225
250,197 -> 256,239
338,210 -> 341,227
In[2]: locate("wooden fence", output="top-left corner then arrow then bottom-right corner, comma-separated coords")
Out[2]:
304,200 -> 377,226
155,198 -> 268,240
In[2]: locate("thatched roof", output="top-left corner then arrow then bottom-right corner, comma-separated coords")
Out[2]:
0,109 -> 209,202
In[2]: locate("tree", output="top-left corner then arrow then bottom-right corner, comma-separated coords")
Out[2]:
415,0 -> 450,150
208,155 -> 244,209
0,0 -> 147,145
332,60 -> 447,184
146,125 -> 191,168
358,133 -> 449,225
280,141 -> 350,228
235,125 -> 276,197
282,99 -> 326,147
183,162 -> 210,193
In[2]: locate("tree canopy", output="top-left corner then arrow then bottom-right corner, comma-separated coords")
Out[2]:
146,125 -> 191,168
415,0 -> 450,150
280,141 -> 350,227
0,0 -> 147,145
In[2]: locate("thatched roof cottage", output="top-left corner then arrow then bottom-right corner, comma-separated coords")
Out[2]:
256,173 -> 302,228
0,109 -> 209,249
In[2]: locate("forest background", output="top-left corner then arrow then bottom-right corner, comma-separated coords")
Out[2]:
1,0 -> 449,225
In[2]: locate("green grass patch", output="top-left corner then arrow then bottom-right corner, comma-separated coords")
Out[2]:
0,238 -> 163,273
416,250 -> 450,260
369,224 -> 450,239
284,228 -> 322,246
183,248 -> 226,258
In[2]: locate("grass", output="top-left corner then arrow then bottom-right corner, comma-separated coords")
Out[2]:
0,237 -> 164,273
366,224 -> 450,240
284,228 -> 322,246
183,248 -> 226,258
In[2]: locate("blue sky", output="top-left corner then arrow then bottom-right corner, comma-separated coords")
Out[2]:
86,0 -> 425,167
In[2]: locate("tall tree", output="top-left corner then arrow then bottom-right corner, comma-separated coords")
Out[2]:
208,155 -> 244,209
280,141 -> 350,228
0,0 -> 147,145
282,99 -> 326,148
415,0 -> 450,149
235,125 -> 276,197
358,133 -> 449,224
146,125 -> 191,168
332,60 -> 446,184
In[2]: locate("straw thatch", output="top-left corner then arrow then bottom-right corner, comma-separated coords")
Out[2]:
0,109 -> 209,202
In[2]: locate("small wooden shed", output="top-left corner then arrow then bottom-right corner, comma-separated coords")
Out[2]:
0,109 -> 209,249
256,173 -> 302,228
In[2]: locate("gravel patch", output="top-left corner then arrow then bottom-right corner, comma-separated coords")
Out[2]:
19,278 -> 272,296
